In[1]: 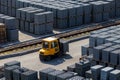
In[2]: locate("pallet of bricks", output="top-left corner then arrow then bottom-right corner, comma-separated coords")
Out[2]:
80,25 -> 120,79
0,0 -> 29,17
0,61 -> 119,80
16,7 -> 53,35
90,65 -> 120,80
67,62 -> 120,80
0,14 -> 18,42
1,61 -> 38,80
1,0 -> 118,29
0,23 -> 6,43
0,61 -> 86,80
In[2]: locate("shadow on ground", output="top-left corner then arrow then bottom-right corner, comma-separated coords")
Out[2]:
40,54 -> 72,66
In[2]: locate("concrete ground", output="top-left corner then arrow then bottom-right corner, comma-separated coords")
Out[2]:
0,38 -> 89,71
19,31 -> 39,42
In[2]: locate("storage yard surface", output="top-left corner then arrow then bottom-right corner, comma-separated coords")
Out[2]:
19,31 -> 39,42
0,39 -> 89,71
1,0 -> 120,80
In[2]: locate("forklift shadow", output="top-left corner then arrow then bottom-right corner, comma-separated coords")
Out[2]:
40,54 -> 72,66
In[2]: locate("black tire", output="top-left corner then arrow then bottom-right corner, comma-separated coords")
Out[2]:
56,52 -> 63,57
45,56 -> 51,61
39,54 -> 45,61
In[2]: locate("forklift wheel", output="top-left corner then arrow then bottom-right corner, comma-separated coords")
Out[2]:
45,56 -> 51,61
56,52 -> 63,57
39,55 -> 45,61
39,55 -> 51,61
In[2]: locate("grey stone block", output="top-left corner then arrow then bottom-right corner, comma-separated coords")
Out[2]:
4,61 -> 21,68
48,70 -> 64,80
4,65 -> 20,80
91,65 -> 104,80
56,72 -> 77,80
109,69 -> 120,80
21,70 -> 38,80
100,67 -> 114,80
13,67 -> 29,80
39,68 -> 56,80
66,76 -> 84,80
67,64 -> 76,72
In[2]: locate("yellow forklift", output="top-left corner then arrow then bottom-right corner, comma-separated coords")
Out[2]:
39,37 -> 69,61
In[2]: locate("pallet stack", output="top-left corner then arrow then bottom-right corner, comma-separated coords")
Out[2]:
67,76 -> 84,80
1,61 -> 87,80
109,69 -> 120,80
67,59 -> 91,77
66,60 -> 120,80
100,67 -> 114,80
1,60 -> 120,80
39,67 -> 85,80
0,0 -> 29,17
107,0 -> 116,18
0,0 -> 119,34
90,65 -> 120,80
91,1 -> 103,23
91,65 -> 104,80
14,0 -> 116,29
81,25 -> 120,69
41,1 -> 84,28
16,7 -> 53,35
3,61 -> 38,80
0,14 -> 18,42
115,0 -> 120,17
102,1 -> 110,21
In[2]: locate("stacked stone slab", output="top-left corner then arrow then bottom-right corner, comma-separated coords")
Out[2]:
39,67 -> 85,80
107,0 -> 116,18
66,76 -> 84,80
13,67 -> 29,80
91,65 -> 104,80
81,44 -> 93,56
4,65 -> 20,80
81,25 -> 120,69
48,70 -> 65,80
2,61 -> 120,80
90,65 -> 120,80
0,14 -> 18,42
90,1 -> 111,22
14,0 -> 118,29
0,0 -> 29,17
102,1 -> 110,21
93,43 -> 113,61
109,69 -> 120,80
67,59 -> 91,77
0,0 -> 119,31
16,7 -> 53,34
115,0 -> 120,17
90,1 -> 103,23
56,72 -> 77,80
39,1 -> 84,28
4,61 -> 21,68
100,67 -> 114,80
85,70 -> 92,79
39,68 -> 56,80
3,61 -> 38,80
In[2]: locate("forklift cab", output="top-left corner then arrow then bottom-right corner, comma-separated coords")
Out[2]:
39,37 -> 60,56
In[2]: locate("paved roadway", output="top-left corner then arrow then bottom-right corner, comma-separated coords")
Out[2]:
0,38 -> 89,71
